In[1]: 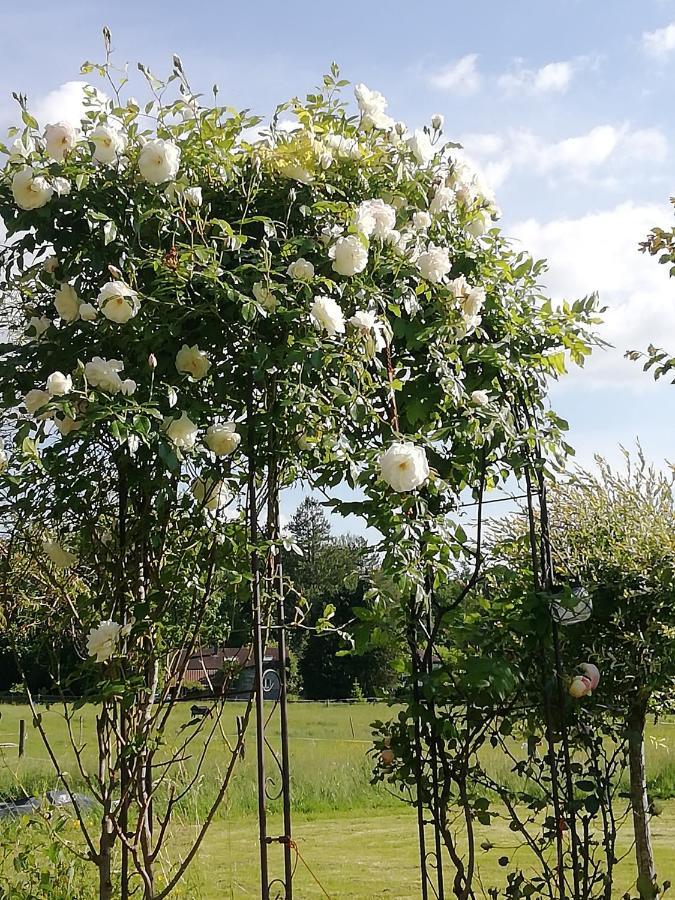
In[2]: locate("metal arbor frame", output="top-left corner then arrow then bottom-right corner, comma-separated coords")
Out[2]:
247,382 -> 295,900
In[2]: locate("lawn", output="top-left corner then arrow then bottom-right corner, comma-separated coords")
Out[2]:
2,701 -> 675,897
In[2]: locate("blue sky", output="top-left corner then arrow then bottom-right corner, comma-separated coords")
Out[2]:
2,1 -> 675,531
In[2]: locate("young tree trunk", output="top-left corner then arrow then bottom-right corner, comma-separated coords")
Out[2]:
99,817 -> 115,900
627,693 -> 657,899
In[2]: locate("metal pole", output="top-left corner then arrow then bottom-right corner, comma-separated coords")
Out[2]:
410,610 -> 430,900
248,384 -> 269,900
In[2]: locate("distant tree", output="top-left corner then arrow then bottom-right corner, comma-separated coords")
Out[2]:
282,498 -> 400,699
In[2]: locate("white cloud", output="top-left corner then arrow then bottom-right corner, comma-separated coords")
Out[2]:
461,123 -> 668,186
427,55 -> 481,95
642,22 -> 675,58
510,202 -> 675,389
499,60 -> 575,95
31,81 -> 88,129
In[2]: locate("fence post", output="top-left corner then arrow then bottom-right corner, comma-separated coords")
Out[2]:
18,719 -> 25,758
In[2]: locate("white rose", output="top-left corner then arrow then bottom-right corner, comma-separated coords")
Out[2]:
43,538 -> 78,569
85,356 -> 125,393
467,211 -> 490,237
54,283 -> 80,322
44,122 -> 78,161
205,422 -> 241,457
24,388 -> 51,416
9,134 -> 35,160
89,124 -> 126,164
430,186 -> 455,216
46,371 -> 72,397
279,162 -> 313,184
52,177 -> 71,197
97,281 -> 140,324
354,84 -> 394,131
43,256 -> 60,274
175,344 -> 211,380
165,411 -> 198,449
412,211 -> 432,232
329,235 -> 368,277
252,282 -> 278,311
56,415 -> 82,437
191,476 -> 228,511
27,315 -> 50,339
431,113 -> 444,131
417,244 -> 451,283
379,442 -> 430,492
138,138 -> 181,184
310,296 -> 345,336
86,619 -> 122,662
407,130 -> 433,166
355,199 -> 397,240
0,446 -> 7,473
349,309 -> 387,352
79,302 -> 97,321
470,390 -> 490,407
461,287 -> 486,320
287,258 -> 315,281
12,166 -> 53,210
323,133 -> 360,159
569,675 -> 592,699
120,379 -> 137,396
184,186 -> 203,207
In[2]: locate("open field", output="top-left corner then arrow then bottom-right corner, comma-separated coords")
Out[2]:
2,702 -> 675,897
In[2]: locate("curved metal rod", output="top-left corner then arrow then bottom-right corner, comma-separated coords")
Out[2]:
267,877 -> 287,900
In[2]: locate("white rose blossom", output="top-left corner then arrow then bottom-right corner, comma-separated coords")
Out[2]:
24,388 -> 51,416
349,309 -> 387,352
79,302 -> 97,321
252,282 -> 278,312
287,258 -> 315,281
43,256 -> 60,274
44,122 -> 78,161
43,538 -> 78,569
417,244 -> 451,283
89,124 -> 127,164
355,199 -> 397,240
55,415 -> 82,437
407,130 -> 433,165
86,620 -> 123,663
379,442 -> 430,492
27,315 -> 50,339
138,138 -> 181,184
12,166 -> 53,210
412,211 -> 432,232
175,344 -> 211,381
430,185 -> 455,216
431,113 -> 444,131
310,296 -> 345,336
165,411 -> 198,449
354,84 -> 394,131
9,134 -> 35,160
46,371 -> 72,397
0,445 -> 7,473
97,281 -> 140,324
323,133 -> 360,159
205,422 -> 241,457
54,283 -> 80,322
85,357 -> 125,393
191,476 -> 228,511
52,177 -> 71,197
329,235 -> 368,277
470,390 -> 490,407
184,186 -> 203,207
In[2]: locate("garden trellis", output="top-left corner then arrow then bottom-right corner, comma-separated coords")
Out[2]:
0,33 -> 602,899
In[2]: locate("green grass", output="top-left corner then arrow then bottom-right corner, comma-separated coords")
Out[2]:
2,702 -> 675,897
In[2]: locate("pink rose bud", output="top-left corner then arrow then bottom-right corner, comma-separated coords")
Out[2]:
569,675 -> 592,699
580,663 -> 600,691
148,353 -> 157,369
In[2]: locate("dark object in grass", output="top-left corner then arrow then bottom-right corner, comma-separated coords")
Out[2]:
0,790 -> 94,819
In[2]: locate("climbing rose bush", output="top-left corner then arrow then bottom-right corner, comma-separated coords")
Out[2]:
0,44 -> 599,898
